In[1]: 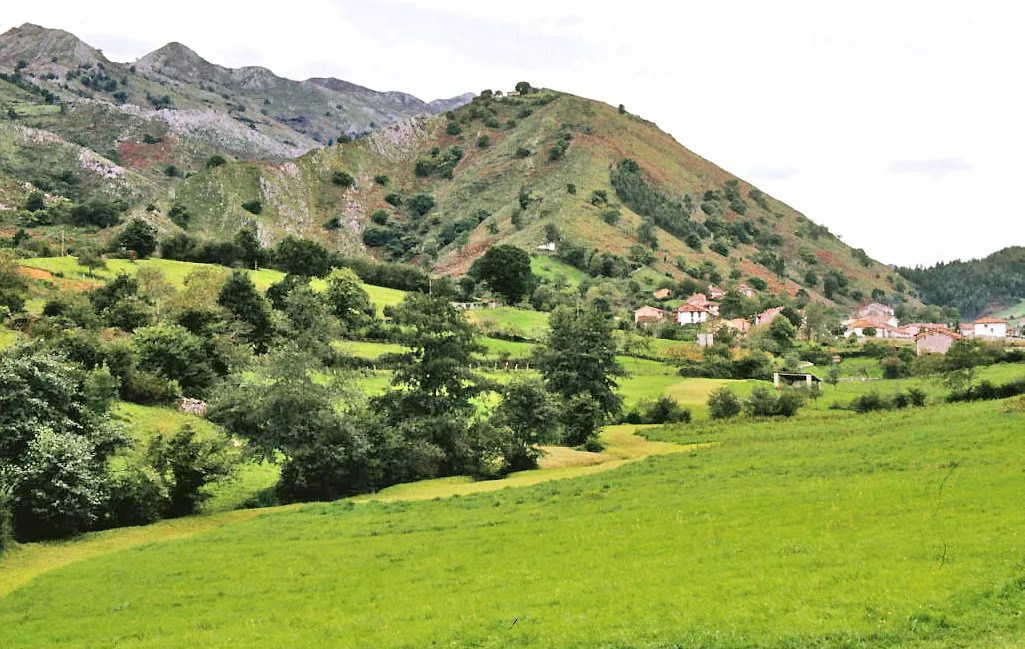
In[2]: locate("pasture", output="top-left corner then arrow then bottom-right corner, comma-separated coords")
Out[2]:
17,257 -> 408,315
2,400 -> 1023,647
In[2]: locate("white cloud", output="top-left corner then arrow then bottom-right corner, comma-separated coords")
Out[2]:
2,0 -> 1022,266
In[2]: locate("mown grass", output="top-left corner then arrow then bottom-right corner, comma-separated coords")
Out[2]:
465,307 -> 549,338
530,255 -> 587,287
2,401 -> 1023,647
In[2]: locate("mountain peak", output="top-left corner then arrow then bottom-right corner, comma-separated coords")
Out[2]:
136,42 -> 219,83
0,23 -> 108,71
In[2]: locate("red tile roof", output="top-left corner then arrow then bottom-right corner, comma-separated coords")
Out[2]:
973,318 -> 1006,325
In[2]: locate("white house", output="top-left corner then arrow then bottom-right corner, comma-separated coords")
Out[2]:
973,318 -> 1008,338
537,241 -> 556,252
676,303 -> 711,325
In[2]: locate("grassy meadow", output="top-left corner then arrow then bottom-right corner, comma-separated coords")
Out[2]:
17,257 -> 408,315
2,400 -> 1024,647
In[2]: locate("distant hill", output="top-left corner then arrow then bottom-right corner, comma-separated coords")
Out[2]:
171,87 -> 908,307
897,247 -> 1025,320
0,23 -> 471,188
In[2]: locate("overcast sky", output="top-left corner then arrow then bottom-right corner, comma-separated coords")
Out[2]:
3,0 -> 1021,267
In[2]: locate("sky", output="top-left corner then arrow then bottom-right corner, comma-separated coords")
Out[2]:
2,0 -> 1022,267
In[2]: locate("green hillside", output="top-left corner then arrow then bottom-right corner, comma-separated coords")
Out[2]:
174,87 -> 908,308
2,400 -> 1023,648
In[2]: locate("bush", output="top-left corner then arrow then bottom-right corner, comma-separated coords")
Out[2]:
850,391 -> 891,413
515,147 -> 531,158
476,135 -> 490,148
446,122 -> 462,136
624,396 -> 692,425
242,200 -> 262,215
206,155 -> 227,168
374,174 -> 389,186
881,356 -> 909,379
742,387 -> 805,418
407,193 -> 436,216
370,209 -> 389,225
708,387 -> 742,419
332,170 -> 355,188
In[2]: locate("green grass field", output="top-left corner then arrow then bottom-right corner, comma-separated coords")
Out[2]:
530,255 -> 588,288
465,307 -> 549,339
18,257 -> 407,315
2,400 -> 1024,647
0,327 -> 16,350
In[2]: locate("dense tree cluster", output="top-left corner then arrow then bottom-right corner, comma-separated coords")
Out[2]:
898,246 -> 1025,320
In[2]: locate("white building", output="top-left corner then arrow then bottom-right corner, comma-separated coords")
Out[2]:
973,318 -> 1008,338
676,303 -> 711,325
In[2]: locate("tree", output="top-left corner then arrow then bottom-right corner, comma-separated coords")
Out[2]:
114,219 -> 158,258
535,305 -> 625,445
0,251 -> 28,316
0,348 -> 126,541
281,283 -> 338,361
515,81 -> 533,94
218,270 -> 274,352
490,377 -> 561,471
24,191 -> 45,212
147,425 -> 235,518
76,243 -> 106,277
862,326 -> 878,338
273,236 -> 331,277
205,154 -> 228,168
9,430 -> 109,541
469,245 -> 535,304
234,229 -> 262,269
133,325 -> 216,398
707,386 -> 741,419
372,294 -> 488,477
768,315 -> 797,350
324,267 -> 375,330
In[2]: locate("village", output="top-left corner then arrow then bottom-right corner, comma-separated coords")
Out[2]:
632,285 -> 1020,356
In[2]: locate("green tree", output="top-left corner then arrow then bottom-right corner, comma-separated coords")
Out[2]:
76,243 -> 106,277
24,191 -> 45,212
332,170 -> 354,188
0,251 -> 28,316
535,305 -> 625,445
9,430 -> 109,541
147,425 -> 235,518
469,245 -> 535,304
273,236 -> 331,277
490,377 -> 561,471
324,267 -> 375,330
218,270 -> 274,352
707,386 -> 741,419
281,283 -> 338,361
514,81 -> 533,94
234,228 -> 262,269
407,193 -> 436,216
133,325 -> 216,398
373,294 -> 488,477
114,218 -> 158,258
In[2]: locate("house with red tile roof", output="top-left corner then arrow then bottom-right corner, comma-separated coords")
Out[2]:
676,303 -> 712,325
973,317 -> 1007,338
633,305 -> 666,324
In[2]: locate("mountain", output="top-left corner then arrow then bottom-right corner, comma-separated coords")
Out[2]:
172,87 -> 907,307
897,247 -> 1025,321
0,23 -> 473,198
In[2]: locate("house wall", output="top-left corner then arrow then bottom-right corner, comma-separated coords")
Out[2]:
676,310 -> 708,325
917,334 -> 955,355
975,323 -> 1007,338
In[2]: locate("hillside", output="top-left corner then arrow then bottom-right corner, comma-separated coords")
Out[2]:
175,87 -> 907,307
898,246 -> 1025,321
0,23 -> 471,208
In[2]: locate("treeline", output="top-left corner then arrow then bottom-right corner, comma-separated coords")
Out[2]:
159,230 -> 430,292
897,246 -> 1025,320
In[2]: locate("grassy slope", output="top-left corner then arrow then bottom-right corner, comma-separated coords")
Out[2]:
175,91 -> 907,309
2,401 -> 1023,647
17,256 -> 407,314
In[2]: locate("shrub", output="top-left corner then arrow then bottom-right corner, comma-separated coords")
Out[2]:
370,209 -> 389,225
407,193 -> 436,216
708,387 -> 742,419
332,170 -> 355,188
476,135 -> 490,148
515,147 -> 531,158
624,396 -> 691,424
241,200 -> 262,215
601,208 -> 621,225
881,356 -> 909,379
850,391 -> 891,413
566,183 -> 576,194
205,155 -> 227,168
373,174 -> 389,186
742,387 -> 805,418
384,193 -> 403,207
